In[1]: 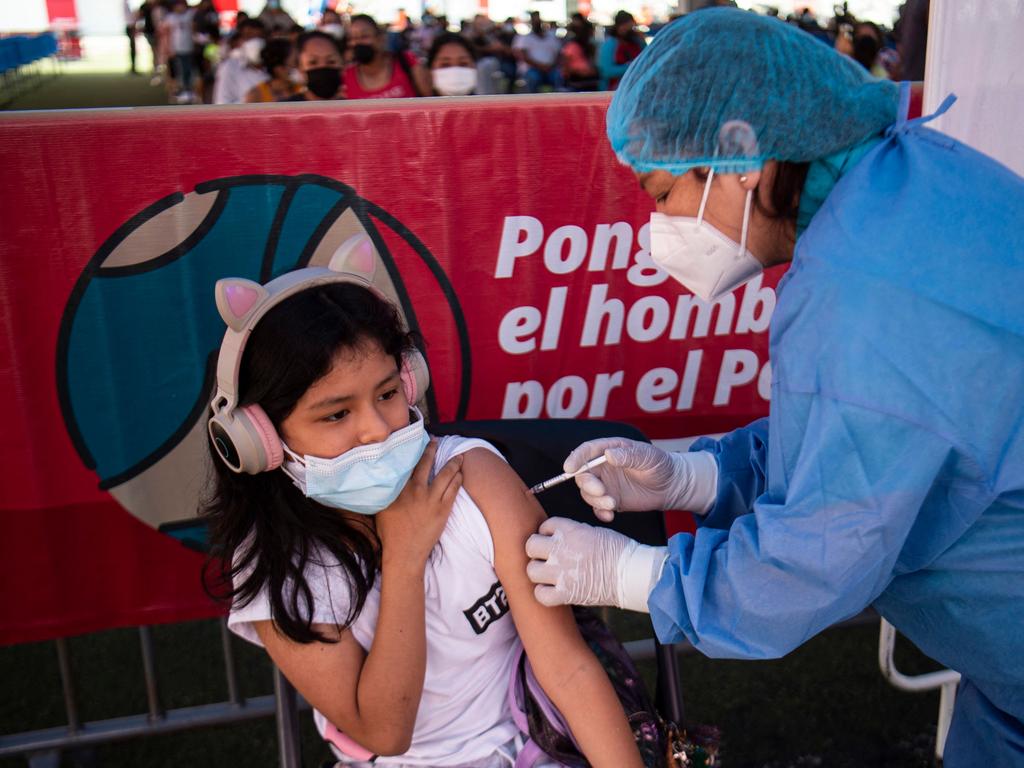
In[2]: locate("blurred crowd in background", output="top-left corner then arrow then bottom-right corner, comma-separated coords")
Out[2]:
127,0 -> 928,104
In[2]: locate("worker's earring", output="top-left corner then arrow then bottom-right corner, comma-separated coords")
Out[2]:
739,175 -> 749,184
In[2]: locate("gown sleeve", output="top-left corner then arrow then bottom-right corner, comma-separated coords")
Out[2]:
649,390 -> 985,659
690,418 -> 769,530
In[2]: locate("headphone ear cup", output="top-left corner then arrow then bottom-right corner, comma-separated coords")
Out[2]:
240,404 -> 283,471
400,349 -> 430,405
208,404 -> 283,474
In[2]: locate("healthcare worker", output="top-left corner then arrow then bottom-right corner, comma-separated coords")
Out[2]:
524,9 -> 1024,766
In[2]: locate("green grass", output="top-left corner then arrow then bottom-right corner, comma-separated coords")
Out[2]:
1,614 -> 943,768
3,70 -> 169,110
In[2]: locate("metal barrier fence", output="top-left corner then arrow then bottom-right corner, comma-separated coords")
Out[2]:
1,609 -> 896,767
0,619 -> 301,768
878,619 -> 960,764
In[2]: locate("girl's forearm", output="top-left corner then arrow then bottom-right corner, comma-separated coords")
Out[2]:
351,557 -> 428,754
538,654 -> 645,768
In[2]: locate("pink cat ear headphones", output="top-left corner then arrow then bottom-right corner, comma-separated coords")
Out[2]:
207,235 -> 430,475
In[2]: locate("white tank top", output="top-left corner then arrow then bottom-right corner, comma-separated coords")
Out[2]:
228,435 -> 522,766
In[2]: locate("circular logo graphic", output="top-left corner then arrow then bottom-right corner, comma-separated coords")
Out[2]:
57,174 -> 469,537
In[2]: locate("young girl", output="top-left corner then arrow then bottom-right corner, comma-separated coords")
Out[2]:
203,239 -> 644,768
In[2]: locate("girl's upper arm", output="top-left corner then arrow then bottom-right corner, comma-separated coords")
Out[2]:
458,449 -> 649,768
253,619 -> 366,727
459,449 -> 585,668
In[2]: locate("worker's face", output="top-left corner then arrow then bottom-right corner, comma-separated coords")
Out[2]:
636,162 -> 794,267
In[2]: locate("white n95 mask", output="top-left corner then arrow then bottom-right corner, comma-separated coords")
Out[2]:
432,67 -> 477,96
282,407 -> 429,515
320,23 -> 344,39
241,38 -> 265,65
649,168 -> 763,302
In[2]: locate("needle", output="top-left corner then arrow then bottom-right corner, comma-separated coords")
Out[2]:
528,455 -> 608,495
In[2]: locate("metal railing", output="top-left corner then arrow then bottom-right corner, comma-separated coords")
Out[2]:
2,612 -> 686,767
0,618 -> 302,767
878,618 -> 960,764
3,608 -> 929,767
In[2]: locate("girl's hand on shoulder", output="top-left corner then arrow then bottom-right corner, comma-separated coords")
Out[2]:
376,439 -> 463,571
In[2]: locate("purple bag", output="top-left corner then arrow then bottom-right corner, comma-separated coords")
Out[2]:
507,609 -> 669,768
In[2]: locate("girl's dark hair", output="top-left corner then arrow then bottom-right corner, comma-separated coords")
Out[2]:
202,282 -> 418,644
296,30 -> 343,58
260,38 -> 294,74
427,32 -> 477,67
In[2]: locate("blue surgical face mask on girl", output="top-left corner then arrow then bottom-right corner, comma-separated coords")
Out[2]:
281,407 -> 429,515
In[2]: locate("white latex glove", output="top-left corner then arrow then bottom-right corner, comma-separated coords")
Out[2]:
525,517 -> 667,612
563,437 -> 719,522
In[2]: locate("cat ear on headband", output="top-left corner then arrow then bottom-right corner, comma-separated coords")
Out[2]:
215,278 -> 270,332
329,233 -> 377,281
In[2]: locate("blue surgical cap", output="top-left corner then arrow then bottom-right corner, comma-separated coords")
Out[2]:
607,8 -> 900,174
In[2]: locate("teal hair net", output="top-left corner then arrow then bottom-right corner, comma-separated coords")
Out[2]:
607,8 -> 900,174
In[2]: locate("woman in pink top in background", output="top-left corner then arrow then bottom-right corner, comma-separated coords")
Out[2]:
344,14 -> 431,99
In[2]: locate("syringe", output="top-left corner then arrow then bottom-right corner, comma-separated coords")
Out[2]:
528,455 -> 608,495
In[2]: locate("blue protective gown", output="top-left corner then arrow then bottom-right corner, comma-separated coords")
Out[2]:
648,108 -> 1024,764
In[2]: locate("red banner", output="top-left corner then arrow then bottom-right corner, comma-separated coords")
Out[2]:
0,95 -> 777,645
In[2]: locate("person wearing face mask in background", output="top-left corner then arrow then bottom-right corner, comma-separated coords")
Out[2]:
318,8 -> 345,43
427,33 -> 477,96
850,21 -> 890,79
597,10 -> 644,91
245,37 -> 303,102
344,13 -> 431,99
464,15 -> 513,95
512,11 -> 563,93
560,15 -> 598,92
280,31 -> 345,101
525,10 -> 1024,767
257,0 -> 296,35
213,18 -> 268,104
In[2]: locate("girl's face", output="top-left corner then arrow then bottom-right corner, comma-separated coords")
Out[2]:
279,340 -> 410,459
